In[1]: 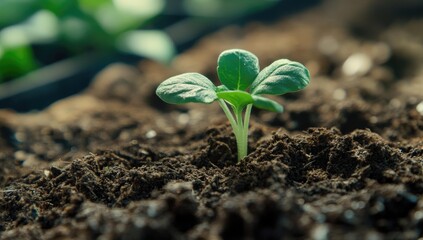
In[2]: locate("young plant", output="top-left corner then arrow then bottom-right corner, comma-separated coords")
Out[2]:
156,49 -> 310,161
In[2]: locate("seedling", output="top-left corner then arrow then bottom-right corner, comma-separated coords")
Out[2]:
156,49 -> 310,161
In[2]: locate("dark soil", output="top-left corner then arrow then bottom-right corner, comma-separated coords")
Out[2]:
1,0 -> 423,239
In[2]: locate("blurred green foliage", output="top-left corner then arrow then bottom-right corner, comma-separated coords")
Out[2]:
184,0 -> 275,17
0,0 -> 172,83
0,0 -> 278,84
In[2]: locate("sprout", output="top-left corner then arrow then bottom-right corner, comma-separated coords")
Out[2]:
156,49 -> 310,161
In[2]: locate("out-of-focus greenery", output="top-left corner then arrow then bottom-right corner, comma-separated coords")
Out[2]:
184,0 -> 276,17
0,0 -> 173,83
0,0 -> 278,84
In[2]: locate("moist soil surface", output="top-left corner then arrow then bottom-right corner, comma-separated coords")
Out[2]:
1,1 -> 423,239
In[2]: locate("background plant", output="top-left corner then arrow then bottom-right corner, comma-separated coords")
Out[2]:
156,49 -> 310,161
0,0 -> 281,84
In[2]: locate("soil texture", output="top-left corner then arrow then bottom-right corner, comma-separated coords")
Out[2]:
1,0 -> 423,239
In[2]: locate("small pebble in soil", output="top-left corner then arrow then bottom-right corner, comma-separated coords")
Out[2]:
343,209 -> 355,223
14,131 -> 26,142
416,101 -> 423,116
145,130 -> 157,139
389,98 -> 402,108
333,88 -> 347,100
369,116 -> 378,124
369,42 -> 391,64
413,210 -> 423,221
43,169 -> 51,178
342,53 -> 373,77
178,113 -> 190,125
14,150 -> 27,161
311,224 -> 329,240
318,36 -> 339,55
146,202 -> 163,218
351,201 -> 366,210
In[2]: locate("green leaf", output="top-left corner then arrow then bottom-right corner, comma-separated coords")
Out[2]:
217,90 -> 254,109
117,30 -> 175,64
251,59 -> 310,95
0,46 -> 38,82
252,95 -> 283,112
217,49 -> 259,91
216,85 -> 229,93
156,73 -> 217,104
